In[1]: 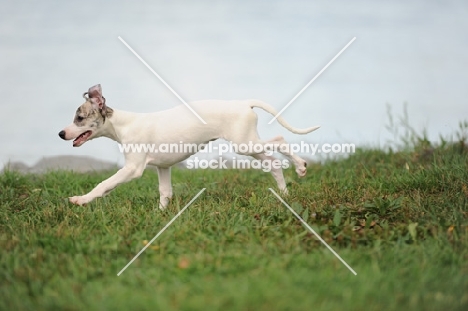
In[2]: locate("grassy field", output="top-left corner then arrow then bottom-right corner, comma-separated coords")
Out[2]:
1,130 -> 468,310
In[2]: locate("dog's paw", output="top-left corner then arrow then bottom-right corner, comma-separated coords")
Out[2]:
296,169 -> 307,178
69,196 -> 88,206
279,187 -> 289,196
295,160 -> 307,178
295,167 -> 307,178
159,197 -> 170,210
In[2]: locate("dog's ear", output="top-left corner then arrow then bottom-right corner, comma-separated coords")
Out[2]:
88,84 -> 104,106
87,84 -> 108,120
88,84 -> 102,97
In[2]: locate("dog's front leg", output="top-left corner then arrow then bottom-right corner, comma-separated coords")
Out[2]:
69,162 -> 146,206
156,167 -> 172,210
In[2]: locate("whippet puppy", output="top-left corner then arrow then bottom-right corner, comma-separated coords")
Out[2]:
59,84 -> 319,208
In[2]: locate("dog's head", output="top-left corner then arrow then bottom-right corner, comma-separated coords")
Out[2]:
58,84 -> 113,147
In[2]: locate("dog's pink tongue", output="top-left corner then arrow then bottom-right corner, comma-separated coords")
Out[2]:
73,136 -> 82,147
73,131 -> 91,147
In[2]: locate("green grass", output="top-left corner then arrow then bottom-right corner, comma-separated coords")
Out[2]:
1,140 -> 468,310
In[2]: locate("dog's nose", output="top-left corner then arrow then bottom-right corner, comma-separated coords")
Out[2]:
58,130 -> 66,140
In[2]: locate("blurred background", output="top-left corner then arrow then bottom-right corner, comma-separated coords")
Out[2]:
1,0 -> 467,169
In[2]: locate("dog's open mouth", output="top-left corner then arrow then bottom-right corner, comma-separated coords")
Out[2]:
73,130 -> 92,147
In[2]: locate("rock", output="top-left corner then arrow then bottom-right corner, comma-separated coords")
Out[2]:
2,156 -> 119,174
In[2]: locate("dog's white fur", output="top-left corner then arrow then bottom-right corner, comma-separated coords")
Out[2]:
59,84 -> 319,208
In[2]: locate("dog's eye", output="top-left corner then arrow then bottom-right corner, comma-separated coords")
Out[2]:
76,116 -> 84,122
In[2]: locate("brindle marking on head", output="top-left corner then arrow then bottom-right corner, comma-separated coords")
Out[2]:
73,100 -> 114,127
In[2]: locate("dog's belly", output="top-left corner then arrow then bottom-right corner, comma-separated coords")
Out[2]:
146,152 -> 194,167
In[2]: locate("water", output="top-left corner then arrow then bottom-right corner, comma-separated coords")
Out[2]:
1,0 -> 467,168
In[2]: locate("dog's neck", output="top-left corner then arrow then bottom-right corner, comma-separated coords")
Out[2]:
97,108 -> 140,143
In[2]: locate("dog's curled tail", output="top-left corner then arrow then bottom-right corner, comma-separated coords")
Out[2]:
249,100 -> 320,134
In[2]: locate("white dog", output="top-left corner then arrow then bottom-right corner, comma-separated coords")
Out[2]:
59,84 -> 319,208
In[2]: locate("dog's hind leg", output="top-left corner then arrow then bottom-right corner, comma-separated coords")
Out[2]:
225,111 -> 308,178
229,134 -> 308,178
264,135 -> 308,178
